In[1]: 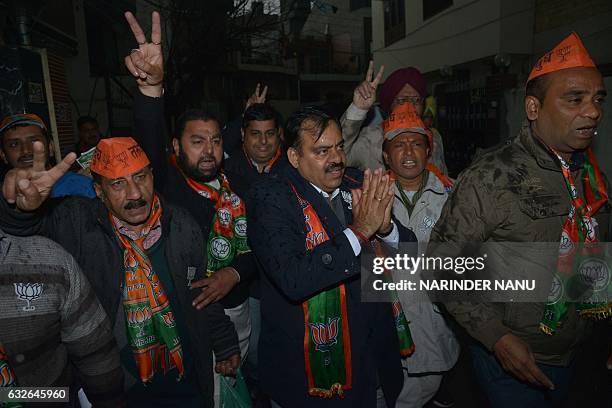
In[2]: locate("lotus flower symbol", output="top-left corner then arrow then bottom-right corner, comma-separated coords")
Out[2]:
127,307 -> 152,336
161,311 -> 176,328
309,317 -> 340,353
14,283 -> 43,311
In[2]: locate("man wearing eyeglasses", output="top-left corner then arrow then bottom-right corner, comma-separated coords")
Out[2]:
340,62 -> 447,174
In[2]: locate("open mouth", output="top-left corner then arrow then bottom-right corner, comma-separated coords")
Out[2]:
401,159 -> 417,169
576,127 -> 596,139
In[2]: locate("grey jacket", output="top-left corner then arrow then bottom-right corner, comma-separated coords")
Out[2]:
0,230 -> 124,406
391,172 -> 460,373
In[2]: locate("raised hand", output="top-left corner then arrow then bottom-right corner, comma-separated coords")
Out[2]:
245,83 -> 268,111
2,142 -> 76,211
353,61 -> 384,111
350,168 -> 394,239
124,11 -> 163,97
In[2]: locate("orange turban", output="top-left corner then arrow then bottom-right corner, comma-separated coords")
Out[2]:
527,32 -> 596,82
90,137 -> 150,180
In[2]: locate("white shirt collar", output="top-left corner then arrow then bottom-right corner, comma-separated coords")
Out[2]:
310,183 -> 340,200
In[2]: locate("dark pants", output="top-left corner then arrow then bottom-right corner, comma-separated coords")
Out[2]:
470,344 -> 574,408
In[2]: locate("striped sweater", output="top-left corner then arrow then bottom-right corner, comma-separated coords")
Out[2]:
0,230 -> 124,407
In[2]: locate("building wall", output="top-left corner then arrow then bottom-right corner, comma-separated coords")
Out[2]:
301,0 -> 371,74
372,0 -> 534,78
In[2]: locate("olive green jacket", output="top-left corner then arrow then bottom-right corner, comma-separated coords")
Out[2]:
429,122 -> 611,366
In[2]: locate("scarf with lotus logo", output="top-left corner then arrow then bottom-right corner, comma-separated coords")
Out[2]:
0,344 -> 22,408
111,195 -> 185,383
541,148 -> 610,335
289,183 -> 352,398
170,156 -> 249,275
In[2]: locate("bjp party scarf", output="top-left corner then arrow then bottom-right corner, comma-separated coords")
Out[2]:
289,183 -> 352,398
541,148 -> 610,335
170,156 -> 250,275
111,196 -> 185,382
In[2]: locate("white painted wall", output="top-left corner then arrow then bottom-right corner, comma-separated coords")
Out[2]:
371,0 -> 534,78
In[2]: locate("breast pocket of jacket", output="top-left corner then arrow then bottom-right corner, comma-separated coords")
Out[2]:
518,194 -> 568,219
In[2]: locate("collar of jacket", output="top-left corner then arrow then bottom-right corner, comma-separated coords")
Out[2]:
519,121 -> 585,172
93,193 -> 174,240
286,166 -> 359,235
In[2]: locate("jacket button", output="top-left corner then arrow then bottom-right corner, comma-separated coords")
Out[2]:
322,254 -> 333,265
15,354 -> 24,363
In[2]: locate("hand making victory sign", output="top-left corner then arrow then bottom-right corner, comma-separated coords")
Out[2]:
2,142 -> 75,211
245,82 -> 268,111
124,11 -> 164,97
353,60 -> 385,111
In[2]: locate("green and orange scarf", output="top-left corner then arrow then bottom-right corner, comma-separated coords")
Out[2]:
174,168 -> 250,275
290,184 -> 352,398
111,195 -> 185,383
541,148 -> 611,335
0,345 -> 22,407
290,184 -> 414,398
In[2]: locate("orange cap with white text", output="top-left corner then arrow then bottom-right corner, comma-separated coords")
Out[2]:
527,32 -> 596,82
383,102 -> 428,141
90,137 -> 150,179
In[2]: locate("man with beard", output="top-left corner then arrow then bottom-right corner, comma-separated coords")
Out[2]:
429,33 -> 610,407
381,102 -> 459,407
123,11 -> 255,393
0,136 -> 240,407
0,113 -> 95,198
246,106 -> 407,407
340,62 -> 447,174
223,102 -> 288,401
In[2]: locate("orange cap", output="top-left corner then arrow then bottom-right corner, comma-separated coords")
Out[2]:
383,102 -> 428,141
527,32 -> 596,82
90,137 -> 150,179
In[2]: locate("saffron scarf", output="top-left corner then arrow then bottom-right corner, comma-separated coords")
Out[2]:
289,183 -> 352,398
111,195 -> 185,383
0,345 -> 21,408
541,148 -> 610,334
244,145 -> 281,174
170,156 -> 250,275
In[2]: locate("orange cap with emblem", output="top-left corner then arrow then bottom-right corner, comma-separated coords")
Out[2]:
90,137 -> 150,180
383,102 -> 428,141
527,32 -> 596,82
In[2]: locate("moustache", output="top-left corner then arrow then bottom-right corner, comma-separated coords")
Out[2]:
198,155 -> 217,164
124,199 -> 147,210
325,162 -> 345,173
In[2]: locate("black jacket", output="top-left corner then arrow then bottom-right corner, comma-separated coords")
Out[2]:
224,146 -> 290,299
134,92 -> 256,308
246,166 -> 403,408
0,195 -> 239,407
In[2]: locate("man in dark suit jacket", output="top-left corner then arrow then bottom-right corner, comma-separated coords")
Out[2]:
247,107 -> 405,407
223,103 -> 289,397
